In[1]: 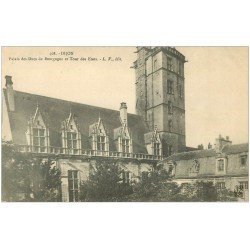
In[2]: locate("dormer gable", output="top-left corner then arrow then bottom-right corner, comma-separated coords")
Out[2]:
25,103 -> 50,153
61,110 -> 82,154
144,127 -> 162,156
114,123 -> 133,154
61,111 -> 80,133
89,118 -> 109,153
89,117 -> 107,137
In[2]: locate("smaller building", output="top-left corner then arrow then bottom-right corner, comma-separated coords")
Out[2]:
163,135 -> 249,201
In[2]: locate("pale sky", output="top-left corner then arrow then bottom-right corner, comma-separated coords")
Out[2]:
2,47 -> 248,148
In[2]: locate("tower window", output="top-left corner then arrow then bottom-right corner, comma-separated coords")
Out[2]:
177,83 -> 183,98
167,80 -> 174,94
178,61 -> 183,76
168,120 -> 173,132
167,57 -> 173,71
68,170 -> 79,202
154,59 -> 158,71
168,101 -> 173,114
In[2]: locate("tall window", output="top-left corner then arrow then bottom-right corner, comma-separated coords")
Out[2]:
168,101 -> 173,114
122,139 -> 130,153
154,142 -> 160,156
167,80 -> 174,94
167,57 -> 173,71
154,59 -> 158,71
178,61 -> 183,76
218,159 -> 224,171
68,170 -> 79,202
122,171 -> 130,184
168,120 -> 173,132
33,128 -> 46,152
67,132 -> 78,154
177,83 -> 183,98
97,135 -> 106,151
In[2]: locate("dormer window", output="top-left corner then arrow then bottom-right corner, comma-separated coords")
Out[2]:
67,132 -> 77,150
61,112 -> 81,155
240,155 -> 247,167
114,125 -> 132,155
26,104 -> 50,153
97,135 -> 106,151
218,159 -> 224,171
33,128 -> 46,152
89,118 -> 109,155
216,158 -> 227,174
122,139 -> 130,153
144,128 -> 162,156
153,142 -> 160,156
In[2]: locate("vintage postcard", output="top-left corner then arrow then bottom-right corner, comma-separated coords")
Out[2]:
1,46 -> 248,202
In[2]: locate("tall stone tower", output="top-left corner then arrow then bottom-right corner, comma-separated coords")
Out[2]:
134,46 -> 186,156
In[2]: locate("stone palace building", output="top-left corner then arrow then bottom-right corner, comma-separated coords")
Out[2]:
2,47 -> 249,201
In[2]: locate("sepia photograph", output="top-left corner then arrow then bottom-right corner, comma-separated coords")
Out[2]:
1,46 -> 248,202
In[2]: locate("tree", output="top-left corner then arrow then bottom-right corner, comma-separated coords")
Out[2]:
2,141 -> 61,202
79,159 -> 133,201
126,164 -> 238,202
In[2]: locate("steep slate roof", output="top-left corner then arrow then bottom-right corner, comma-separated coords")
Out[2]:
3,89 -> 149,153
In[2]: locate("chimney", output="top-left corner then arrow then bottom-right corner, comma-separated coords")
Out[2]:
215,135 -> 232,152
5,75 -> 15,111
208,142 -> 212,149
120,102 -> 127,125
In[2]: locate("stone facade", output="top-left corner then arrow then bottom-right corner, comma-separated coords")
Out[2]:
134,47 -> 186,156
2,74 -> 162,202
2,47 -> 248,202
163,136 -> 249,201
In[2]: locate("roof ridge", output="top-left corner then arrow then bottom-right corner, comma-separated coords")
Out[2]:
4,88 -> 142,117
